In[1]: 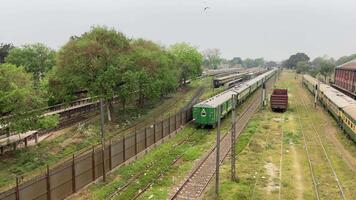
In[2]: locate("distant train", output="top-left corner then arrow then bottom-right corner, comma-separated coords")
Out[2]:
193,69 -> 277,127
213,73 -> 247,88
302,75 -> 356,142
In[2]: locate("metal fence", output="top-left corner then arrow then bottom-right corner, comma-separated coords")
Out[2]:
0,107 -> 193,200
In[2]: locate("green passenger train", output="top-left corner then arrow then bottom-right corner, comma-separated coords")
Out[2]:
193,69 -> 277,127
302,74 -> 356,142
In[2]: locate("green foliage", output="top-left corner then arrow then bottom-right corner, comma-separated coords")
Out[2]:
243,57 -> 265,68
296,61 -> 310,74
203,48 -> 221,69
230,57 -> 243,66
169,43 -> 203,85
56,26 -> 130,99
335,53 -> 356,66
128,39 -> 179,106
317,58 -> 335,82
5,43 -> 55,85
0,63 -> 56,133
283,52 -> 310,69
0,43 -> 14,63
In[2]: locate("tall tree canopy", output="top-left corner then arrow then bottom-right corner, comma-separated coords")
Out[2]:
129,39 -> 178,107
169,43 -> 203,85
203,48 -> 221,69
55,26 -> 130,121
296,61 -> 310,74
0,64 -> 57,133
0,43 -> 14,63
230,57 -> 243,66
316,58 -> 335,82
335,54 -> 356,66
5,43 -> 56,85
283,52 -> 310,69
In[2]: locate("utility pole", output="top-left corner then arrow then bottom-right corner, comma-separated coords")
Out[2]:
215,106 -> 221,198
100,99 -> 106,182
262,83 -> 266,107
314,81 -> 319,108
231,94 -> 237,181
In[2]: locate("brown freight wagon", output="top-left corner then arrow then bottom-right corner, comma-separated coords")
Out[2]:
333,59 -> 356,98
270,89 -> 288,112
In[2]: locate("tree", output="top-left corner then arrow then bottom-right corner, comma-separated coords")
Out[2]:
117,71 -> 139,112
318,59 -> 335,82
296,61 -> 310,74
56,26 -> 130,121
335,54 -> 356,66
0,63 -> 58,134
5,43 -> 56,86
230,57 -> 243,66
169,43 -> 203,86
265,61 -> 278,68
129,39 -> 178,107
0,43 -> 14,63
283,53 -> 310,69
203,48 -> 221,69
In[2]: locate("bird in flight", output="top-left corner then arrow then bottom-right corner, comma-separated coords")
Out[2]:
203,6 -> 210,11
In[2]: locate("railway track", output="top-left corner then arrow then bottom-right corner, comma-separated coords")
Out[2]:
296,88 -> 346,200
250,113 -> 273,200
169,90 -> 262,200
107,127 -> 207,200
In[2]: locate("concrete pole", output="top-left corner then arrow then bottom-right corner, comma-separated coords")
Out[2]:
215,106 -> 221,198
100,99 -> 106,182
314,81 -> 319,108
262,83 -> 266,107
231,94 -> 237,181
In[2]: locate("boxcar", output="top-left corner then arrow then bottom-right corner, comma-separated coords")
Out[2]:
333,59 -> 356,96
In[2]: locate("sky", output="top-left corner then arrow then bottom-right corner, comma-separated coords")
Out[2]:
1,0 -> 356,61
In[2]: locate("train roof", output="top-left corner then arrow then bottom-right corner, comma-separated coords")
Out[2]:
343,105 -> 356,120
213,73 -> 246,81
303,74 -> 318,85
335,59 -> 356,71
194,90 -> 235,108
319,83 -> 356,108
194,69 -> 275,108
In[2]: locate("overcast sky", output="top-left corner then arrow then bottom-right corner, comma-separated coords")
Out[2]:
1,0 -> 356,61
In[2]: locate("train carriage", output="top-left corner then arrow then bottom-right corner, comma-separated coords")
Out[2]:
193,69 -> 277,127
302,74 -> 356,142
341,105 -> 356,141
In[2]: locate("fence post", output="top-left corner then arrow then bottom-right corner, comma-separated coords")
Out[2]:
161,119 -> 164,139
24,137 -> 28,148
153,121 -> 156,144
180,110 -> 183,127
123,136 -> 126,162
134,129 -> 138,157
185,109 -> 188,123
174,111 -> 177,131
15,177 -> 19,200
47,165 -> 51,200
92,147 -> 95,181
144,128 -> 147,149
168,114 -> 171,134
109,140 -> 112,170
72,154 -> 76,193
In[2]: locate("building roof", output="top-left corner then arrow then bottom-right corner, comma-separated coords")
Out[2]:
336,59 -> 356,70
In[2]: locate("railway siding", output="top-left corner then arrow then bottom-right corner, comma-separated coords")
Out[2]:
202,71 -> 356,200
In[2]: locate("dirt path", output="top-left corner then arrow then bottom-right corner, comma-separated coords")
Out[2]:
290,143 -> 304,200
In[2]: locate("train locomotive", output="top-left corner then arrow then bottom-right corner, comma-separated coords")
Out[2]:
302,74 -> 356,142
193,69 -> 277,128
